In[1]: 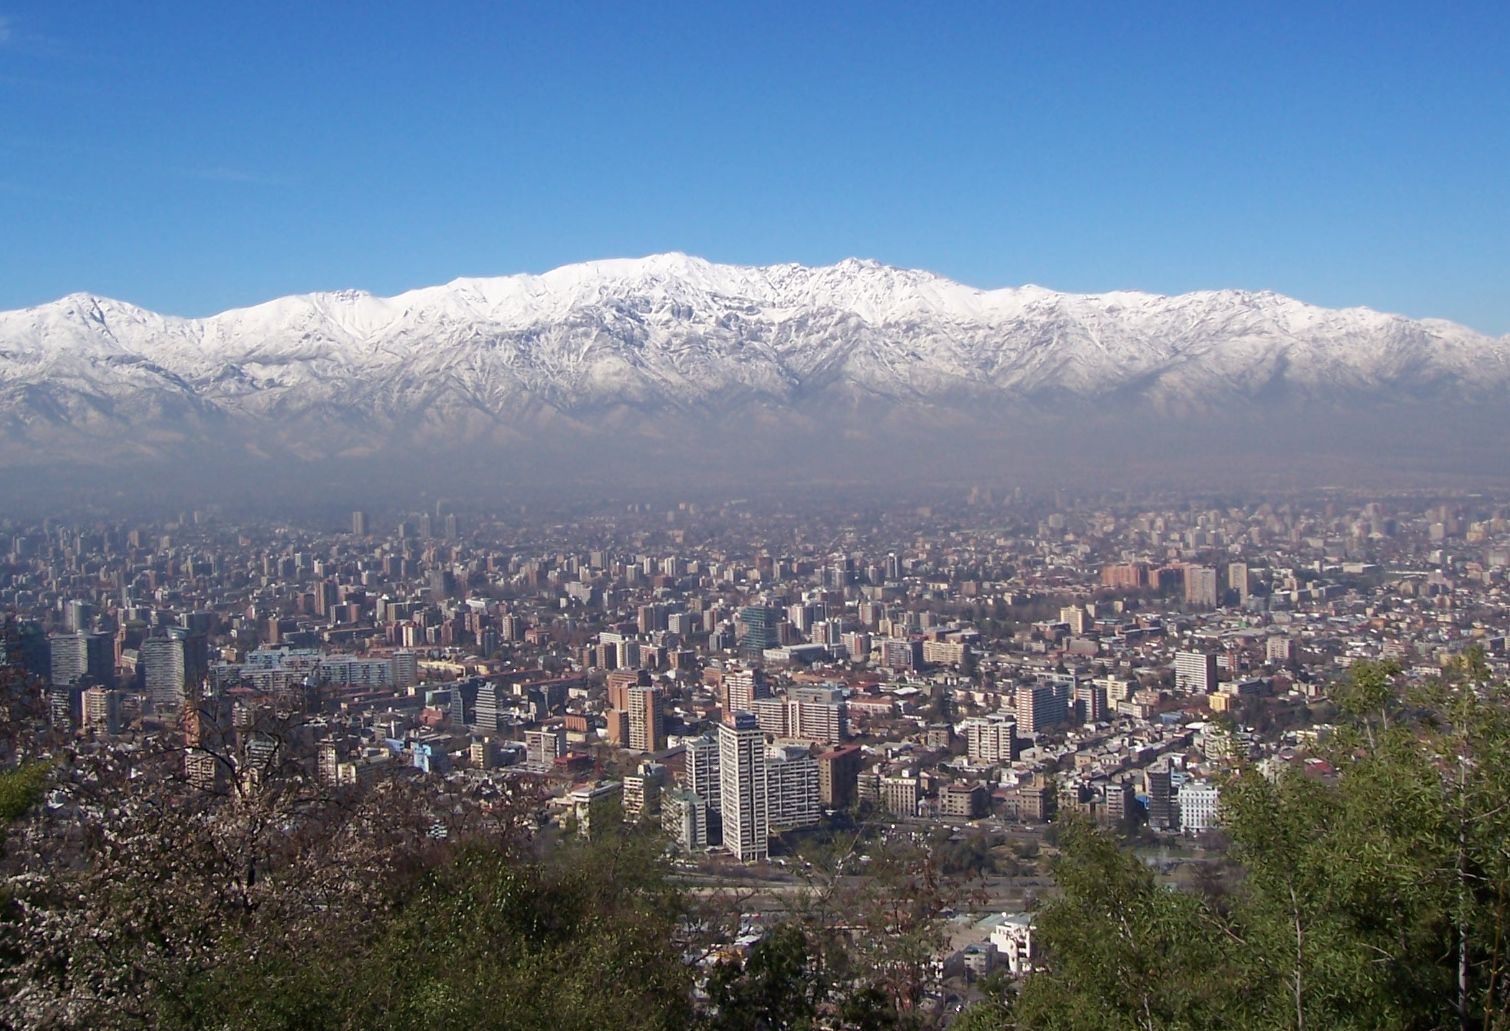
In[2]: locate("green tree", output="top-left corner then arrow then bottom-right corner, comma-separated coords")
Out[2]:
706,923 -> 825,1030
1007,817 -> 1240,1030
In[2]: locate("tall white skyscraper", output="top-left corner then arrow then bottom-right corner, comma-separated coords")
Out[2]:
719,711 -> 768,863
140,633 -> 187,712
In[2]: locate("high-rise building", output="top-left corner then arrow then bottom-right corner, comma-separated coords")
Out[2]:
1016,681 -> 1070,736
1174,650 -> 1219,694
722,668 -> 769,721
82,685 -> 121,735
1100,562 -> 1150,590
1059,605 -> 1088,635
719,711 -> 768,863
1147,759 -> 1176,831
661,787 -> 709,851
473,683 -> 506,733
392,650 -> 419,690
1184,566 -> 1220,608
1074,682 -> 1108,724
1265,635 -> 1295,665
622,761 -> 665,821
880,768 -> 919,816
786,685 -> 847,742
0,621 -> 50,678
841,631 -> 871,662
684,734 -> 721,815
524,725 -> 567,772
816,744 -> 862,808
48,632 -> 88,687
766,747 -> 821,832
963,713 -> 1019,765
1177,778 -> 1221,834
607,668 -> 650,711
636,603 -> 667,635
351,510 -> 369,536
63,600 -> 93,633
738,606 -> 781,662
568,781 -> 622,839
1227,562 -> 1251,603
85,631 -> 116,684
140,632 -> 187,713
47,683 -> 82,729
628,685 -> 666,753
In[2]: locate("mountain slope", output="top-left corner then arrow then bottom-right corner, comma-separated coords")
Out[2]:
1,253 -> 1505,467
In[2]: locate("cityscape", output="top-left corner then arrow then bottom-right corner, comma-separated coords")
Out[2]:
4,485 -> 1510,1023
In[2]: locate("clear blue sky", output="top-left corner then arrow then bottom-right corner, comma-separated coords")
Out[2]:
2,2 -> 1507,332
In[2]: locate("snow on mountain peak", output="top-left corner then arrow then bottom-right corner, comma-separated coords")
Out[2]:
0,254 -> 1506,468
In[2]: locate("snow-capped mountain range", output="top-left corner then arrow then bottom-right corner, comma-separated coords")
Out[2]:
1,252 -> 1505,465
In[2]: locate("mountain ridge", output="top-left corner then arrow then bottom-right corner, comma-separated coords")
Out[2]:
2,254 -> 1507,470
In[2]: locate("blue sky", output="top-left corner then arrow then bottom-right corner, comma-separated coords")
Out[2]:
1,2 -> 1507,332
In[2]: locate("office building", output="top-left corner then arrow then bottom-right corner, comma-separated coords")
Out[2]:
86,631 -> 116,684
738,606 -> 781,662
880,768 -> 920,817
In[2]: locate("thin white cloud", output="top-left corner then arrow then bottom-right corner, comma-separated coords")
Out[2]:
0,16 -> 12,45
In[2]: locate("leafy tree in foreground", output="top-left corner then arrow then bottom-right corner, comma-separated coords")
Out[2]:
963,656 -> 1510,1030
706,923 -> 825,1031
1006,817 -> 1240,1031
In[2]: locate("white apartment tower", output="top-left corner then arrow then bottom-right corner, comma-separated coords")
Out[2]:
140,633 -> 187,712
719,711 -> 769,863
